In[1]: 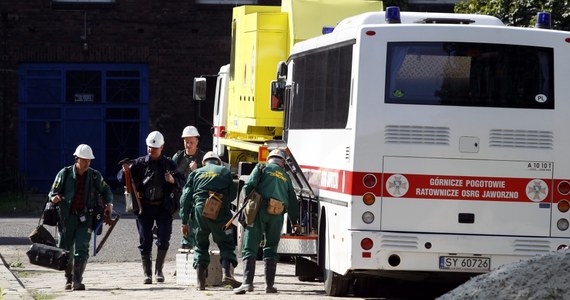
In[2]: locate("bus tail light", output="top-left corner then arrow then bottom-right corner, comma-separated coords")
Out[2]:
361,238 -> 373,258
361,238 -> 373,250
557,218 -> 569,231
363,174 -> 377,188
362,211 -> 374,224
558,181 -> 570,195
363,193 -> 376,205
558,200 -> 570,213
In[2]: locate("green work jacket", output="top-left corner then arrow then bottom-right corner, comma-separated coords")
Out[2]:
48,165 -> 113,226
179,163 -> 236,224
243,162 -> 299,223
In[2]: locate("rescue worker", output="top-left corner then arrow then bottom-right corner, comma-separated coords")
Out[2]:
117,131 -> 185,284
48,144 -> 113,291
234,149 -> 300,294
172,125 -> 205,250
179,151 -> 241,290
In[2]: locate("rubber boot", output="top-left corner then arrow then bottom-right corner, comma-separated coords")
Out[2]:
142,254 -> 152,284
72,260 -> 87,291
64,262 -> 73,290
221,259 -> 241,288
196,264 -> 208,290
233,257 -> 256,294
264,259 -> 278,293
155,249 -> 167,283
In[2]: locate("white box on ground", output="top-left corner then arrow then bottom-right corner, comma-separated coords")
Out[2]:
176,249 -> 222,286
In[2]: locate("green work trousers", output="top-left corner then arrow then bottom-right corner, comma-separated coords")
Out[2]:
58,214 -> 92,262
241,208 -> 284,261
192,204 -> 237,269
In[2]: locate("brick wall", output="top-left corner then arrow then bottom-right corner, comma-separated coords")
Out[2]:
0,0 -> 278,191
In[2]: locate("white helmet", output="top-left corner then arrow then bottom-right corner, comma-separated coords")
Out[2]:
146,131 -> 165,147
267,149 -> 286,160
73,144 -> 95,159
202,151 -> 221,165
181,125 -> 200,138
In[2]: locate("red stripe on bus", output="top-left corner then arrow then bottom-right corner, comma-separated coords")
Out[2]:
298,166 -> 563,203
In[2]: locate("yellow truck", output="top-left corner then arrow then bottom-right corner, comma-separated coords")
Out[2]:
194,0 -> 383,170
192,0 -> 382,295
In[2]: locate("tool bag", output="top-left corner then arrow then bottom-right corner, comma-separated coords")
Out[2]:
267,198 -> 284,215
241,164 -> 266,225
28,225 -> 56,247
243,189 -> 263,224
202,191 -> 224,220
26,243 -> 69,271
29,205 -> 57,246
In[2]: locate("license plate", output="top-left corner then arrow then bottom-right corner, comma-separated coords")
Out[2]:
439,256 -> 490,272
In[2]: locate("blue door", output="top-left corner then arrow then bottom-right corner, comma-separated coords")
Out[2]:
18,64 -> 149,192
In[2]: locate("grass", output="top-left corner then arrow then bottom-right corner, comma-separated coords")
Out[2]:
0,192 -> 42,215
14,270 -> 32,278
9,259 -> 23,268
30,289 -> 57,300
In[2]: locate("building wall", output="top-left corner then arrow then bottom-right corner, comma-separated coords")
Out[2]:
0,0 -> 278,191
0,0 -> 455,192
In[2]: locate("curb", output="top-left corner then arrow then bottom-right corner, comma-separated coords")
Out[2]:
0,253 -> 33,300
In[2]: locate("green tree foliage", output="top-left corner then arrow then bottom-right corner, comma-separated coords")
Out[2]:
454,0 -> 570,30
384,0 -> 410,11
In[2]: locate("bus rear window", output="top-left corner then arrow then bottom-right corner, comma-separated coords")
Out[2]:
385,42 -> 554,109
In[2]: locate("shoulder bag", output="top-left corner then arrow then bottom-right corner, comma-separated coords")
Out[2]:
42,200 -> 59,226
42,167 -> 69,226
242,165 -> 265,225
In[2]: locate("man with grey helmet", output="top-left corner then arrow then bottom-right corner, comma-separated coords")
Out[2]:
234,148 -> 300,294
48,144 -> 113,291
172,125 -> 205,250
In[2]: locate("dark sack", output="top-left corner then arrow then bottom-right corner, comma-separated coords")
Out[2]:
28,225 -> 56,247
26,243 -> 69,271
164,187 -> 181,216
42,202 -> 58,226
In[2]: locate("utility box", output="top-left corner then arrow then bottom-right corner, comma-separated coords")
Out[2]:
176,249 -> 223,286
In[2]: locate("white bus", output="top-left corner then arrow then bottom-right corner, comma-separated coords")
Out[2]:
273,7 -> 570,296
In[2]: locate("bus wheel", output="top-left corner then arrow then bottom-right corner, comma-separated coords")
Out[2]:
353,276 -> 379,297
298,276 -> 316,282
323,268 -> 350,296
320,216 -> 350,296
